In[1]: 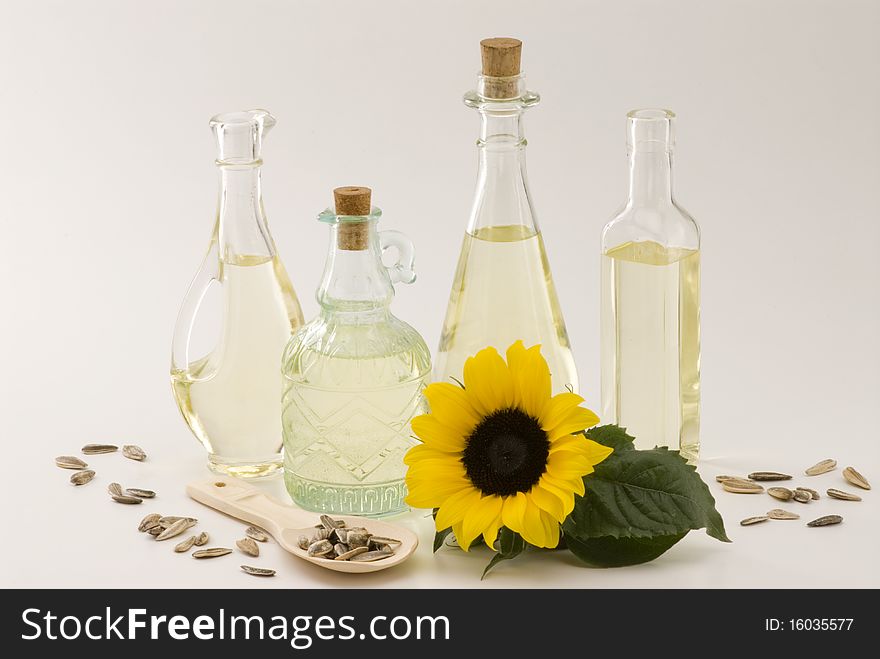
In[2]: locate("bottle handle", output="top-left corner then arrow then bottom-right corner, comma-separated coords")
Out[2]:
171,240 -> 221,371
379,230 -> 417,285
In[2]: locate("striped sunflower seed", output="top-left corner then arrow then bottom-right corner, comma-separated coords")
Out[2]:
192,548 -> 232,559
240,565 -> 275,577
236,538 -> 260,557
156,518 -> 190,541
335,546 -> 370,561
111,494 -> 143,504
747,471 -> 792,481
827,488 -> 862,502
245,526 -> 269,542
125,488 -> 155,499
795,487 -> 820,500
122,445 -> 146,461
807,515 -> 843,527
70,470 -> 95,486
108,482 -> 123,496
805,459 -> 836,476
792,489 -> 812,503
767,508 -> 799,520
56,455 -> 88,470
768,487 -> 793,501
842,466 -> 871,490
721,479 -> 764,493
82,444 -> 118,455
349,549 -> 394,563
194,532 -> 209,546
740,515 -> 769,526
138,513 -> 161,532
175,536 -> 196,553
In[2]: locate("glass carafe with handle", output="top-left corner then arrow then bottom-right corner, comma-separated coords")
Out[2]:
281,186 -> 431,517
171,109 -> 304,479
601,109 -> 701,462
435,37 -> 577,393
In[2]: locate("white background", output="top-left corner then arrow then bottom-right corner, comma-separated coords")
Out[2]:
1,0 -> 878,588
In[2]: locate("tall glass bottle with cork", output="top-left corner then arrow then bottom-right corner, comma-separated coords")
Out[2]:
601,109 -> 701,461
171,110 -> 304,479
435,37 -> 577,393
282,187 -> 431,517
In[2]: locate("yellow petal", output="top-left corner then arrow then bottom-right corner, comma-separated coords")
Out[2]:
519,497 -> 549,547
458,495 -> 504,551
527,483 -> 565,521
403,443 -> 454,466
546,451 -> 594,479
435,488 -> 481,530
580,438 -> 614,467
405,479 -> 470,508
548,434 -> 591,454
501,491 -> 527,531
405,460 -> 468,483
411,415 -> 466,452
505,341 -> 528,408
542,470 -> 585,497
512,344 -> 552,420
539,392 -> 585,430
539,509 -> 561,548
538,474 -> 576,516
482,511 -> 503,549
547,407 -> 601,441
423,382 -> 481,437
462,346 -> 515,415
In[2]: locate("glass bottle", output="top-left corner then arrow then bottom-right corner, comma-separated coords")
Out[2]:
281,187 -> 431,517
600,109 -> 701,462
171,109 -> 304,479
435,38 -> 577,393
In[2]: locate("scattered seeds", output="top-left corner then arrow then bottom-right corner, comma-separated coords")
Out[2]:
721,479 -> 764,494
805,459 -> 836,476
192,548 -> 232,559
807,515 -> 843,527
108,482 -> 123,496
714,475 -> 745,483
767,508 -> 800,520
138,513 -> 161,532
194,532 -> 209,546
111,494 -> 142,505
796,487 -> 820,500
122,445 -> 146,461
792,489 -> 812,503
747,471 -> 792,481
156,518 -> 190,541
842,466 -> 871,490
236,538 -> 260,557
827,488 -> 862,502
175,536 -> 196,553
125,488 -> 155,499
241,565 -> 275,577
740,515 -> 769,526
245,526 -> 269,542
768,487 -> 793,501
82,444 -> 118,455
70,470 -> 95,486
56,455 -> 88,470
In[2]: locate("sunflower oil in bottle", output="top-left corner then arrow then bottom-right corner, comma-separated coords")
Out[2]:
282,187 -> 431,517
435,38 -> 577,393
600,110 -> 701,462
170,110 -> 303,479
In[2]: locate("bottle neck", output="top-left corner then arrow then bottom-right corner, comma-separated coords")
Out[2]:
216,164 -> 275,262
316,219 -> 394,315
468,109 -> 537,235
628,149 -> 674,208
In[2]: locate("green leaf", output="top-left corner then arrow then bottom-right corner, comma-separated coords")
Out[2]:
565,446 -> 730,546
433,527 -> 452,553
585,424 -> 636,453
565,532 -> 687,567
481,527 -> 526,579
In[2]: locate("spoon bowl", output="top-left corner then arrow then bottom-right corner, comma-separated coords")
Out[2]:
187,476 -> 418,574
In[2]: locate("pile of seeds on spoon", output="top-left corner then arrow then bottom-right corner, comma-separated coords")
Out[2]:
715,458 -> 871,528
298,515 -> 401,562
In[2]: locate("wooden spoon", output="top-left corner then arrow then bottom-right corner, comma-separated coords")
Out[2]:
187,476 -> 418,574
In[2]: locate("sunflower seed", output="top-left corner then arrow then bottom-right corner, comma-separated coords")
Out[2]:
796,487 -> 820,500
346,529 -> 371,547
334,546 -> 370,561
125,488 -> 155,499
368,536 -> 402,546
842,466 -> 871,490
122,445 -> 146,461
768,487 -> 793,501
174,536 -> 196,553
70,469 -> 95,486
194,532 -> 209,546
156,518 -> 190,541
320,515 -> 338,531
236,538 -> 259,557
740,515 -> 769,526
807,515 -> 843,527
747,471 -> 792,481
792,489 -> 812,503
334,543 -> 348,556
311,528 -> 331,542
82,444 -> 118,455
56,455 -> 88,470
192,548 -> 232,559
297,535 -> 310,550
333,528 -> 349,544
805,459 -> 836,476
111,494 -> 142,504
827,488 -> 862,502
108,482 -> 123,496
138,513 -> 161,532
147,526 -> 163,536
348,549 -> 394,563
160,516 -> 197,529
241,565 -> 275,577
714,475 -> 744,483
721,480 -> 764,494
308,540 -> 334,557
245,526 -> 269,542
767,508 -> 800,520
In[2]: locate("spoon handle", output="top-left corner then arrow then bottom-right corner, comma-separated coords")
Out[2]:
186,475 -> 315,537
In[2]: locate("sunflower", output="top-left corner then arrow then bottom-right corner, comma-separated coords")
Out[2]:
404,341 -> 612,551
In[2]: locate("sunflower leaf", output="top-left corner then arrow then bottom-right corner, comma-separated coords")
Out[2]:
433,527 -> 453,553
481,527 -> 526,579
584,424 -> 636,453
564,446 -> 729,567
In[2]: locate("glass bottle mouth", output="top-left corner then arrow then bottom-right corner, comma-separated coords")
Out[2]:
464,73 -> 540,109
627,108 -> 675,153
210,109 -> 275,166
317,207 -> 382,224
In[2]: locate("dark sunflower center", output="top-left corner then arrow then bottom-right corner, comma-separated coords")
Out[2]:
461,408 -> 550,496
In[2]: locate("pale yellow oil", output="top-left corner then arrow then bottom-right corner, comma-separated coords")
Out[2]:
172,254 -> 301,478
435,225 -> 577,392
601,241 -> 700,462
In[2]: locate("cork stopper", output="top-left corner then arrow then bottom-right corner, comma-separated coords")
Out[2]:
480,37 -> 522,99
333,186 -> 372,251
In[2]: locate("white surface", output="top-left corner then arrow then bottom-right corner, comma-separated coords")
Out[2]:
1,0 -> 878,588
